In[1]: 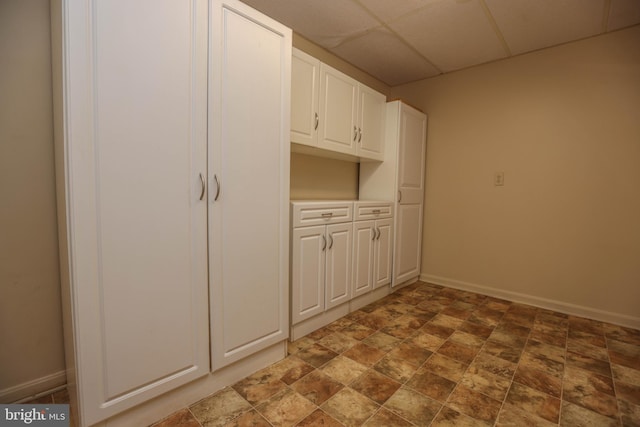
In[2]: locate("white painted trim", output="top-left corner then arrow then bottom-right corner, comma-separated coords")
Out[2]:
421,274 -> 640,330
0,371 -> 67,403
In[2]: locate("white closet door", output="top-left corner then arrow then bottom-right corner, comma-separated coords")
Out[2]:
57,0 -> 209,424
397,105 -> 427,204
209,0 -> 291,370
394,204 -> 423,285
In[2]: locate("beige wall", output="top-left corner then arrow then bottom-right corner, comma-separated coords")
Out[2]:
391,26 -> 640,326
0,0 -> 66,401
290,34 -> 390,200
290,153 -> 359,200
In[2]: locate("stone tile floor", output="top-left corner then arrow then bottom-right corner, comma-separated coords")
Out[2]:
30,281 -> 640,426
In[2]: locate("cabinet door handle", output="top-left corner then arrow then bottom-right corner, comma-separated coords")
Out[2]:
376,227 -> 381,240
328,233 -> 333,249
358,127 -> 362,142
314,113 -> 319,130
371,228 -> 376,241
322,234 -> 327,251
398,190 -> 402,203
214,174 -> 221,201
199,173 -> 206,201
353,126 -> 358,141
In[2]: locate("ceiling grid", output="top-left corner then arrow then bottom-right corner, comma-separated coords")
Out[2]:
241,0 -> 640,86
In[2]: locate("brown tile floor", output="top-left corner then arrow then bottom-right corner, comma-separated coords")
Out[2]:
31,282 -> 640,426
152,282 -> 640,426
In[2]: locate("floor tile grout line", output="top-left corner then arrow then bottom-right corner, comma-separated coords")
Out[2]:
604,334 -> 625,427
558,317 -> 570,427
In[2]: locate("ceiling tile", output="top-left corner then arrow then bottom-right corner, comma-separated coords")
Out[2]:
359,0 -> 436,22
240,0 -> 379,48
608,0 -> 640,30
331,27 -> 441,86
389,0 -> 507,72
485,0 -> 605,55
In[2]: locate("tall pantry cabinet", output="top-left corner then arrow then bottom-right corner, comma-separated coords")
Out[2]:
52,0 -> 290,425
360,101 -> 427,287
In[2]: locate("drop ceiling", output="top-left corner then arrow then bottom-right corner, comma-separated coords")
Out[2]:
240,0 -> 640,86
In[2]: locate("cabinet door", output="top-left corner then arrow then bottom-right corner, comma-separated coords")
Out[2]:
55,1 -> 209,424
352,220 -> 375,298
325,223 -> 353,309
291,226 -> 326,324
209,0 -> 291,370
374,218 -> 393,288
397,104 -> 427,204
318,64 -> 358,156
394,103 -> 427,286
291,48 -> 320,147
357,85 -> 386,161
394,204 -> 423,285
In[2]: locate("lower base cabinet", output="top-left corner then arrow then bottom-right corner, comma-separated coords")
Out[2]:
291,201 -> 393,338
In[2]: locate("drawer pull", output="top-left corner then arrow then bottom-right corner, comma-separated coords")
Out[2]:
372,209 -> 381,214
321,212 -> 333,218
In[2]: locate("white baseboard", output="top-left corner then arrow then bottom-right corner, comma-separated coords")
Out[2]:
421,273 -> 640,330
0,370 -> 67,403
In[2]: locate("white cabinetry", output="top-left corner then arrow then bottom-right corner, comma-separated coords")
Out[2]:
209,0 -> 290,371
53,0 -> 290,424
290,201 -> 395,339
357,85 -> 387,161
318,64 -> 359,155
360,101 -> 427,287
291,48 -> 386,161
291,202 -> 353,324
290,49 -> 320,147
352,202 -> 393,298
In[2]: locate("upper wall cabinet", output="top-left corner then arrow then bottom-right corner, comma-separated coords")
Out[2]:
291,48 -> 386,162
291,49 -> 320,147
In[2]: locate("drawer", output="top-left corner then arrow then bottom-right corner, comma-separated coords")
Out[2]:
354,201 -> 393,220
291,201 -> 353,227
